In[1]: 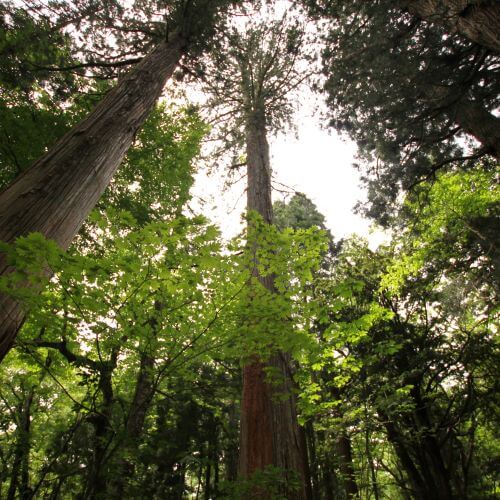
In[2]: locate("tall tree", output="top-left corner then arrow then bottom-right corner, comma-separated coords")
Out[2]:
0,0 -> 236,361
203,13 -> 313,498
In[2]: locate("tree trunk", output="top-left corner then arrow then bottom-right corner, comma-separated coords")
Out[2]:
0,32 -> 185,362
7,388 -> 34,500
305,421 -> 321,499
84,359 -> 116,499
330,385 -> 359,499
403,0 -> 500,53
425,84 -> 500,160
382,417 -> 428,499
225,403 -> 239,482
452,97 -> 500,159
411,388 -> 454,500
107,349 -> 156,497
335,434 -> 359,499
239,109 -> 310,499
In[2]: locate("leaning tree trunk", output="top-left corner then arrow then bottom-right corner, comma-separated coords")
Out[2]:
238,108 -> 310,499
452,97 -> 500,160
0,33 -> 185,362
403,0 -> 500,53
425,84 -> 500,160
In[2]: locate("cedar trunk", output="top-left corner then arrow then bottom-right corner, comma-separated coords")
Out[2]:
426,85 -> 500,160
239,109 -> 310,499
404,0 -> 500,53
453,98 -> 500,160
0,34 -> 184,361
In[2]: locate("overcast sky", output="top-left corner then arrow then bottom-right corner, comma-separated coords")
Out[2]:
190,99 -> 387,247
189,2 -> 387,247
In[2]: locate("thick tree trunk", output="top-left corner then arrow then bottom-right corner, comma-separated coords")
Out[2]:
0,33 -> 185,362
239,109 -> 310,499
452,97 -> 500,159
404,0 -> 500,53
426,84 -> 500,160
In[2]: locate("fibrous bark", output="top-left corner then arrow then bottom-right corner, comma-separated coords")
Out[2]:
452,97 -> 500,159
404,0 -> 500,53
425,84 -> 500,160
239,109 -> 310,499
0,33 -> 184,361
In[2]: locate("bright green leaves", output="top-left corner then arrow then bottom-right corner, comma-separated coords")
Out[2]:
98,103 -> 208,226
232,212 -> 329,361
406,166 -> 499,263
383,165 -> 500,295
1,214 -> 233,362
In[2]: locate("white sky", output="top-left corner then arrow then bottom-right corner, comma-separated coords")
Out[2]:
190,101 -> 388,247
188,2 -> 388,247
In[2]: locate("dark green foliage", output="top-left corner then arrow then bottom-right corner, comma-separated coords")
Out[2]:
0,4 -> 76,95
304,0 -> 500,223
274,193 -> 329,232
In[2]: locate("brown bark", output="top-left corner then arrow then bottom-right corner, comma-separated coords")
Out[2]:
238,109 -> 310,499
335,434 -> 359,499
404,0 -> 500,53
452,97 -> 500,159
0,33 -> 185,362
107,350 -> 156,497
425,84 -> 500,160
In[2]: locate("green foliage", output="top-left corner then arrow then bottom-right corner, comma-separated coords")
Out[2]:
1,3 -> 499,498
220,465 -> 301,499
230,211 -> 328,361
383,165 -> 500,293
99,103 -> 208,225
274,193 -> 333,242
305,0 -> 499,223
0,3 -> 76,95
294,176 -> 499,497
202,9 -> 312,160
